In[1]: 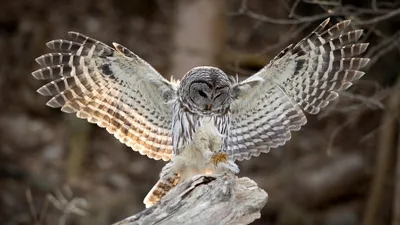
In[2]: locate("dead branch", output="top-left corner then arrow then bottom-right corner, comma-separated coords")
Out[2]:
113,174 -> 268,225
355,7 -> 400,25
366,30 -> 400,68
236,0 -> 400,25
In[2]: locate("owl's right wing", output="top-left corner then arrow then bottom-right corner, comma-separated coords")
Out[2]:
32,32 -> 177,161
228,18 -> 369,161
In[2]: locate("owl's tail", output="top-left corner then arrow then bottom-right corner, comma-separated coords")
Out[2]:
143,173 -> 180,208
144,162 -> 180,208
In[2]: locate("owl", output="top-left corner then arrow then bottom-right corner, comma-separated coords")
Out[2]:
32,18 -> 369,207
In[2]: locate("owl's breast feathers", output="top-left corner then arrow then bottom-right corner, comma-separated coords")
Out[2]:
171,113 -> 238,180
171,101 -> 230,155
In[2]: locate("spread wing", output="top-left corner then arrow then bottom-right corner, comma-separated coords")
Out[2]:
32,32 -> 177,161
228,18 -> 369,161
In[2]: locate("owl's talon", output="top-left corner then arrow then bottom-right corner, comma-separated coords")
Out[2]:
211,152 -> 228,166
210,152 -> 239,174
219,160 -> 240,174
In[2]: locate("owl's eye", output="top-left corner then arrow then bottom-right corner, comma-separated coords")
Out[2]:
198,90 -> 208,98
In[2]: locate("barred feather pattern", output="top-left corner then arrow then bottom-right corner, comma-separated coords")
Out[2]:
229,18 -> 369,161
172,101 -> 230,155
32,32 -> 177,161
145,109 -> 231,208
143,169 -> 180,208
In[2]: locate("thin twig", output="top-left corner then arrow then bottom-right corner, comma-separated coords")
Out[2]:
303,0 -> 342,6
325,120 -> 352,155
260,22 -> 312,54
354,7 -> 400,25
236,0 -> 400,25
367,31 -> 400,68
26,189 -> 39,225
288,0 -> 302,18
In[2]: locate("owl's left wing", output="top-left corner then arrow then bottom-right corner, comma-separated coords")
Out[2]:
228,18 -> 369,161
32,32 -> 177,161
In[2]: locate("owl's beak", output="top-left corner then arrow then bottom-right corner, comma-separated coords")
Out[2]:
206,104 -> 212,110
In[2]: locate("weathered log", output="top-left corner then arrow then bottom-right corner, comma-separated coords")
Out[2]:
113,174 -> 268,225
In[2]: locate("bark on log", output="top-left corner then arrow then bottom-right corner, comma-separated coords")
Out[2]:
113,174 -> 268,225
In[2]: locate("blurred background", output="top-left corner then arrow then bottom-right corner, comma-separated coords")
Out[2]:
0,0 -> 399,224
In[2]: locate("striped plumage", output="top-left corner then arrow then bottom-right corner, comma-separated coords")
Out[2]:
172,66 -> 232,155
32,18 -> 369,207
227,18 -> 369,160
144,164 -> 180,208
32,32 -> 176,161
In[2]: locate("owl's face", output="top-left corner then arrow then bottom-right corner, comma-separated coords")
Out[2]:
178,66 -> 232,115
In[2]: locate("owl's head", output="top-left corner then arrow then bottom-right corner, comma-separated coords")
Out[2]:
178,66 -> 232,115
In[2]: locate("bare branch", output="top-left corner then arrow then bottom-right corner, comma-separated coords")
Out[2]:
244,8 -> 332,25
366,30 -> 400,67
303,0 -> 342,6
233,0 -> 399,26
260,22 -> 311,54
354,7 -> 400,25
288,0 -> 302,18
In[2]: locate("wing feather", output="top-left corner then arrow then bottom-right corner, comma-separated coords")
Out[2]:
229,18 -> 369,161
32,32 -> 176,161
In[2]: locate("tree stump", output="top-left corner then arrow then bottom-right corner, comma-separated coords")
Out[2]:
113,174 -> 268,225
